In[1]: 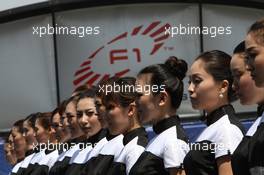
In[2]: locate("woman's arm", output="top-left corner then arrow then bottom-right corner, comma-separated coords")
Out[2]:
217,155 -> 233,175
169,168 -> 186,175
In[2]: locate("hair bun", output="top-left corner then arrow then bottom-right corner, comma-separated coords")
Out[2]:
165,56 -> 188,80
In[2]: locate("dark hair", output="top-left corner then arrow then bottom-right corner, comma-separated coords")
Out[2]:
5,131 -> 12,143
13,120 -> 24,134
196,50 -> 237,102
36,112 -> 52,130
50,108 -> 60,123
233,41 -> 245,54
95,76 -> 120,108
248,18 -> 264,45
102,77 -> 137,108
138,56 -> 188,109
73,84 -> 92,95
24,113 -> 39,128
95,76 -> 119,98
58,100 -> 68,116
65,94 -> 81,107
77,87 -> 96,103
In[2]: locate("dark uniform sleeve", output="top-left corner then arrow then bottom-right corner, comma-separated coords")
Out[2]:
49,157 -> 71,175
15,167 -> 26,175
21,163 -> 35,175
80,155 -> 114,175
106,162 -> 126,175
29,165 -> 49,175
231,136 -> 251,175
129,152 -> 169,175
249,123 -> 264,174
65,163 -> 86,175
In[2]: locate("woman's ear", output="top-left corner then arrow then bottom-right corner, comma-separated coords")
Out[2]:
158,91 -> 169,107
220,80 -> 229,94
128,102 -> 136,117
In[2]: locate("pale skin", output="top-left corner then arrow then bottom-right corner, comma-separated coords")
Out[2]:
245,33 -> 264,87
169,168 -> 186,175
231,53 -> 264,105
217,156 -> 233,175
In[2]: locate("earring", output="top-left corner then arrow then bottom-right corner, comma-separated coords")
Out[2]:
219,93 -> 224,98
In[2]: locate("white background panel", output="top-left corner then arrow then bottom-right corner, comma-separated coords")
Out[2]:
56,3 -> 201,116
0,0 -> 49,12
0,15 -> 57,130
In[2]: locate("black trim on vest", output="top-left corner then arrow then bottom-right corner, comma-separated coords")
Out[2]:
153,115 -> 180,134
206,104 -> 234,126
25,149 -> 35,157
123,127 -> 147,146
257,105 -> 264,116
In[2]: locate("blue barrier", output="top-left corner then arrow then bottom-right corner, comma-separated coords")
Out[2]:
0,119 -> 254,175
0,143 -> 12,175
147,119 -> 254,142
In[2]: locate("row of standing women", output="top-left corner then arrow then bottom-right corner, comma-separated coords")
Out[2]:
4,18 -> 264,175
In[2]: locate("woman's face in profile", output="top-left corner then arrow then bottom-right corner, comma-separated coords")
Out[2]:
245,33 -> 264,87
188,59 -> 223,113
35,118 -> 49,144
23,120 -> 36,145
11,127 -> 26,153
231,53 -> 264,105
135,73 -> 161,125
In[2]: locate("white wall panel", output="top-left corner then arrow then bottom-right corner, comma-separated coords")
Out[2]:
0,0 -> 48,12
56,3 -> 201,116
0,15 -> 57,130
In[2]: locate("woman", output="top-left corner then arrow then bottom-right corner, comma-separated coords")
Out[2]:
15,113 -> 39,175
29,112 -> 59,175
64,95 -> 86,142
184,50 -> 245,175
95,83 -> 108,129
48,106 -> 74,175
130,56 -> 189,175
50,107 -> 71,144
58,99 -> 73,143
244,18 -> 264,174
10,119 -> 27,175
4,133 -> 17,166
22,114 -> 38,153
49,95 -> 87,174
56,88 -> 105,175
100,77 -> 148,175
245,18 -> 264,88
81,77 -> 146,175
230,41 -> 264,175
76,78 -> 118,175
